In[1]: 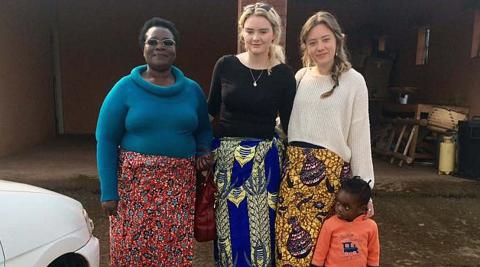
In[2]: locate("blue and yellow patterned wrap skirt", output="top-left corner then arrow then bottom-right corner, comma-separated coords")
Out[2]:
212,136 -> 284,267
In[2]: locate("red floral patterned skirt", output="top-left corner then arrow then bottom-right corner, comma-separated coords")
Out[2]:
109,150 -> 196,267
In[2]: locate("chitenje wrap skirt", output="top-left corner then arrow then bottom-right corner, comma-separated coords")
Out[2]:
109,149 -> 196,267
275,145 -> 351,267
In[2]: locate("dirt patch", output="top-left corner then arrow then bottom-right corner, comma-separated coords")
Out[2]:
2,137 -> 479,266
375,189 -> 480,266
21,176 -> 480,267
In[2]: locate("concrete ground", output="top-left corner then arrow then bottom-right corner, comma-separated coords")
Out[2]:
1,136 -> 479,266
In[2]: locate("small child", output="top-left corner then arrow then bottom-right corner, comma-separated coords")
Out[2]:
311,177 -> 380,267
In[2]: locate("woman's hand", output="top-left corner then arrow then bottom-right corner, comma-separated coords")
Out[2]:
366,198 -> 374,217
196,153 -> 212,171
102,200 -> 118,216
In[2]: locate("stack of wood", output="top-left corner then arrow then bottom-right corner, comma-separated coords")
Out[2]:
372,118 -> 428,166
371,104 -> 469,167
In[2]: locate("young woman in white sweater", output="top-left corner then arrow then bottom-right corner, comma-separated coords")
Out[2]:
275,11 -> 375,266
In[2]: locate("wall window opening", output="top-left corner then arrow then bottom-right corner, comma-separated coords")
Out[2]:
416,26 -> 431,65
471,9 -> 480,58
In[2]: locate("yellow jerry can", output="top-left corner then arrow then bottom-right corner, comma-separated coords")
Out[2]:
438,135 -> 455,175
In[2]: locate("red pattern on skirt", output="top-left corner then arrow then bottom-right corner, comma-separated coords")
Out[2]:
109,150 -> 196,267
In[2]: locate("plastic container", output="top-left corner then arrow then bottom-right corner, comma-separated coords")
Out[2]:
399,94 -> 408,104
438,135 -> 455,175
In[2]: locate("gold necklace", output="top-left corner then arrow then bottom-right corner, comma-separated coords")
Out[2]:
249,68 -> 264,87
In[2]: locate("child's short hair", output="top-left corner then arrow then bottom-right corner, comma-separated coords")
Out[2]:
340,176 -> 371,206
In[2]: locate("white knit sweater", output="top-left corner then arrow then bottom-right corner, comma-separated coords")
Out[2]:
288,67 -> 374,187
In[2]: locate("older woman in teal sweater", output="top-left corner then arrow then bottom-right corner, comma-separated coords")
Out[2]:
96,17 -> 211,266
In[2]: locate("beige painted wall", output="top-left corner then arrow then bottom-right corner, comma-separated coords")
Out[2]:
0,1 -> 56,156
57,0 -> 237,134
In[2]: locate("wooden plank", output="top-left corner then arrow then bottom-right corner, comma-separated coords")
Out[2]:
400,126 -> 416,167
373,148 -> 414,163
390,125 -> 406,164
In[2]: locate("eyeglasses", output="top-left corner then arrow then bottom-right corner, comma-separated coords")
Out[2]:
145,38 -> 176,47
243,3 -> 272,12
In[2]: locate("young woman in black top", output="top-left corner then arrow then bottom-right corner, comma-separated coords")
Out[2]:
207,2 -> 296,266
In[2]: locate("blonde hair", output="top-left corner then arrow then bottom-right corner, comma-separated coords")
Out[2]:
300,11 -> 351,98
239,2 -> 285,74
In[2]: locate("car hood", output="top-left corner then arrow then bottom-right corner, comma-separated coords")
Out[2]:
0,180 -> 87,262
0,180 -> 63,195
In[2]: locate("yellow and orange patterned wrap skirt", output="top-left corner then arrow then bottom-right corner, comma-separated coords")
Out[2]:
275,145 -> 351,266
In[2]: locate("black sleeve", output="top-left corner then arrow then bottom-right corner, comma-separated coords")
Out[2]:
207,56 -> 225,117
279,67 -> 296,133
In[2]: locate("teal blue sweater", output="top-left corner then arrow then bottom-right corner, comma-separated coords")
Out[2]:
96,65 -> 212,201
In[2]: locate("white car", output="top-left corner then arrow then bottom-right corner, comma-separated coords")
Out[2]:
0,180 -> 99,267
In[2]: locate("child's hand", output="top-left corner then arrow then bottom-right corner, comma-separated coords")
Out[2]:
366,198 -> 374,217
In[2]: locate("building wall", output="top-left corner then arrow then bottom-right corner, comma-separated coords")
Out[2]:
382,1 -> 480,117
0,1 -> 56,156
1,0 -> 477,157
57,0 -> 237,134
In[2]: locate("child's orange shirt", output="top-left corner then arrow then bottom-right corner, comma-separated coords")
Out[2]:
311,215 -> 380,267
